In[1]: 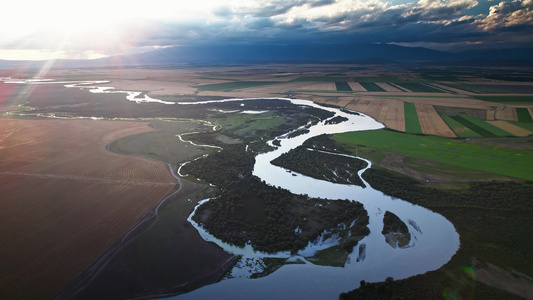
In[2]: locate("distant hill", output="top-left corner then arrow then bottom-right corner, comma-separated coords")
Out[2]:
1,44 -> 532,69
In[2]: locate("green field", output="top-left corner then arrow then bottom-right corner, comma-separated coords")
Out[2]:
510,120 -> 533,131
440,115 -> 482,138
452,116 -> 513,137
474,95 -> 533,104
195,81 -> 280,91
359,82 -> 385,92
404,102 -> 422,134
333,129 -> 533,181
395,82 -> 442,93
516,108 -> 533,122
335,82 -> 353,92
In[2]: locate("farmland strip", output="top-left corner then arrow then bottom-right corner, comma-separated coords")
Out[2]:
516,107 -> 533,122
335,82 -> 353,92
404,102 -> 422,134
487,121 -> 533,136
414,104 -> 456,137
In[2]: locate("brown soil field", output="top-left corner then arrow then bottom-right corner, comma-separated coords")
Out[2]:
415,104 -> 456,137
345,98 -> 387,119
389,83 -> 411,92
347,82 -> 367,91
297,82 -> 337,91
495,106 -> 518,121
380,99 -> 405,132
375,82 -> 402,92
487,121 -> 533,136
0,118 -> 176,300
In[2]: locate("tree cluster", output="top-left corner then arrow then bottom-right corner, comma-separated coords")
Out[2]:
271,146 -> 367,186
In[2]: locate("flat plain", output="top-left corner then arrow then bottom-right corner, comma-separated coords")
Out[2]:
0,118 -> 176,299
2,63 -> 533,299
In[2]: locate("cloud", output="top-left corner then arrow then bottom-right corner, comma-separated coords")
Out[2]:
476,0 -> 533,30
2,0 -> 533,59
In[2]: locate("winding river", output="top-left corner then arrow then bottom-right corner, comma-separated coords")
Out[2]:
3,79 -> 460,300
172,98 -> 460,300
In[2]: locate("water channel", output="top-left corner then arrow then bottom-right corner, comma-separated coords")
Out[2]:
171,98 -> 460,300
4,79 -> 460,299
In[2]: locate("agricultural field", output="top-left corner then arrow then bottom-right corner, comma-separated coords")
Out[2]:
2,64 -> 533,300
34,64 -> 533,142
404,102 -> 422,134
0,118 -> 180,299
359,81 -> 386,92
333,129 -> 533,181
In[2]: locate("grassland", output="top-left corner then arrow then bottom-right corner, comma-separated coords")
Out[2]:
333,129 -> 533,181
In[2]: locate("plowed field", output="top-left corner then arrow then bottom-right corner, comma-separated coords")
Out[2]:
0,118 -> 176,300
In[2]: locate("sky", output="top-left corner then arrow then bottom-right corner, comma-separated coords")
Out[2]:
1,0 -> 532,60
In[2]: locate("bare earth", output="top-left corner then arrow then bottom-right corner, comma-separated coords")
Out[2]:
0,118 -> 176,300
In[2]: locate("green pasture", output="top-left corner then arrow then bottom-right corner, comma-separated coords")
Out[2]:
474,95 -> 533,104
359,82 -> 385,92
404,102 -> 422,134
395,82 -> 442,93
440,115 -> 482,138
516,108 -> 533,122
333,129 -> 533,181
195,81 -> 280,91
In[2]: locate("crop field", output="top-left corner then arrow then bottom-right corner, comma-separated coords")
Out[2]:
395,82 -> 442,93
516,107 -> 533,122
195,81 -> 281,91
333,129 -> 533,181
474,95 -> 533,104
404,102 -> 423,134
298,82 -> 338,91
510,120 -> 533,131
442,83 -> 510,94
414,104 -> 455,137
0,118 -> 177,300
374,82 -> 402,92
335,82 -> 353,91
359,82 -> 386,92
347,82 -> 367,91
487,121 -> 533,136
441,115 -> 483,138
478,85 -> 533,94
451,116 -> 513,137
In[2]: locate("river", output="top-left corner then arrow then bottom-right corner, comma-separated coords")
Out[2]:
170,98 -> 460,300
3,79 -> 460,300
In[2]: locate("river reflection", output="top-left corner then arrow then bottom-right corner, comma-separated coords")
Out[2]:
169,98 -> 460,300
